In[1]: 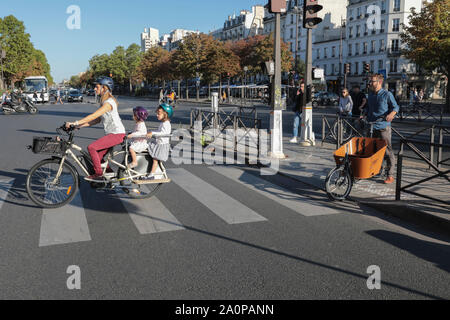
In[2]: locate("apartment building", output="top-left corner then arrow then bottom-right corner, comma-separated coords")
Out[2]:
140,28 -> 160,52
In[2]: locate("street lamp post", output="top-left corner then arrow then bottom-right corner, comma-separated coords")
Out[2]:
0,47 -> 5,90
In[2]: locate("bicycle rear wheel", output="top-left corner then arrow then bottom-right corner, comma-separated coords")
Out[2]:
325,166 -> 352,201
332,121 -> 353,142
26,159 -> 79,208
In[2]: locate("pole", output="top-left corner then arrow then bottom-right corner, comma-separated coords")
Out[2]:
299,27 -> 315,146
339,17 -> 344,89
270,12 -> 286,159
295,0 -> 299,74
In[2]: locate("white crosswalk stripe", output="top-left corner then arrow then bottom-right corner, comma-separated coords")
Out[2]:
39,192 -> 91,247
210,166 -> 340,217
167,168 -> 268,224
122,196 -> 185,234
0,178 -> 14,212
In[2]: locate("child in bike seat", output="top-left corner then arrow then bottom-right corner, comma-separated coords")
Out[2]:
145,103 -> 172,180
127,107 -> 149,168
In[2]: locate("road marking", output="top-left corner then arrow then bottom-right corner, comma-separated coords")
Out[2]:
122,197 -> 185,234
39,192 -> 91,247
210,166 -> 340,217
167,168 -> 267,224
0,178 -> 14,212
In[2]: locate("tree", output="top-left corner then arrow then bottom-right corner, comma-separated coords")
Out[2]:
125,43 -> 142,92
0,15 -> 34,86
138,46 -> 171,84
108,46 -> 127,86
400,0 -> 450,109
88,54 -> 110,78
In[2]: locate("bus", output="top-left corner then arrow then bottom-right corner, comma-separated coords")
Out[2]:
23,76 -> 49,103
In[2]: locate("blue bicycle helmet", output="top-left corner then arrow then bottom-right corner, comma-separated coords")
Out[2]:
94,76 -> 114,92
159,103 -> 173,119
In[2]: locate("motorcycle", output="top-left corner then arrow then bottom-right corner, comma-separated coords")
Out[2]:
1,93 -> 38,115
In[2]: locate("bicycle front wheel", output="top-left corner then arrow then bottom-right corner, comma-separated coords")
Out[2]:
325,166 -> 352,201
26,159 -> 79,208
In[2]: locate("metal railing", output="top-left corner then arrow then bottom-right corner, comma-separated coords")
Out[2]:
190,108 -> 262,155
399,102 -> 444,124
396,136 -> 450,205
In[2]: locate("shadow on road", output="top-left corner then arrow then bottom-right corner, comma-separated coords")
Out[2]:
366,229 -> 450,273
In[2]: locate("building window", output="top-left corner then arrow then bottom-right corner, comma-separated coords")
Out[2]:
355,43 -> 360,55
390,59 -> 398,72
391,39 -> 399,51
370,60 -> 375,72
357,7 -> 361,18
317,49 -> 320,59
378,60 -> 383,71
356,25 -> 360,36
348,43 -> 352,56
290,28 -> 294,39
349,26 -> 353,38
331,64 -> 335,75
324,48 -> 328,58
392,19 -> 400,32
363,42 -> 368,54
324,65 -> 327,75
291,14 -> 294,24
298,41 -> 301,51
379,39 -> 385,52
394,0 -> 401,11
371,40 -> 376,53
332,46 -> 336,57
381,0 -> 386,12
355,62 -> 359,74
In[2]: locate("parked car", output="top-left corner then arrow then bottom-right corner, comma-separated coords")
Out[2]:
68,89 -> 83,102
312,92 -> 340,107
86,89 -> 95,96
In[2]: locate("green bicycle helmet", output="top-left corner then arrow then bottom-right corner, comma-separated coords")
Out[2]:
159,103 -> 173,118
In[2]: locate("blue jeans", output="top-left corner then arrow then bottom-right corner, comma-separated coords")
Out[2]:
293,112 -> 302,137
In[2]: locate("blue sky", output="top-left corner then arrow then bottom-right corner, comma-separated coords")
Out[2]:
2,0 -> 263,83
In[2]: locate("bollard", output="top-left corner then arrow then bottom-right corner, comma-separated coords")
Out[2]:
395,143 -> 404,201
212,92 -> 219,135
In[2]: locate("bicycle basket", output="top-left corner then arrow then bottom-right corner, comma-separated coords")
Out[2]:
32,137 -> 66,155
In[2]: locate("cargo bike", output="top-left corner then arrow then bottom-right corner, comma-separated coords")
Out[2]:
325,120 -> 387,201
26,124 -> 172,208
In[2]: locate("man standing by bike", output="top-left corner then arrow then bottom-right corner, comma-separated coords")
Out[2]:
65,77 -> 126,182
364,73 -> 399,184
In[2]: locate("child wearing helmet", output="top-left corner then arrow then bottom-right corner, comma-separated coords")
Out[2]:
145,103 -> 172,179
127,107 -> 149,168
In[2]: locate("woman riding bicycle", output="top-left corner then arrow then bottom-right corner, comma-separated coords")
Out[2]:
65,76 -> 126,182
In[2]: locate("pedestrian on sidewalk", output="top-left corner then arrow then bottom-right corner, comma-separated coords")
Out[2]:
350,85 -> 367,117
338,88 -> 353,116
290,82 -> 305,143
364,73 -> 400,184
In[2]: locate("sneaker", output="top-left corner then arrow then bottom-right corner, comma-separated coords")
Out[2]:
289,137 -> 298,143
384,176 -> 395,184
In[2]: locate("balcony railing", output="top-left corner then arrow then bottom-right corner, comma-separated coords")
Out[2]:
387,47 -> 401,57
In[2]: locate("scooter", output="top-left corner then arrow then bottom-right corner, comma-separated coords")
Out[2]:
1,94 -> 38,115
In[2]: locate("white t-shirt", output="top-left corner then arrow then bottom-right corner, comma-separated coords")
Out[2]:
151,121 -> 171,145
101,98 -> 126,135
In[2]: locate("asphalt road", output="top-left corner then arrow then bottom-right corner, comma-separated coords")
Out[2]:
0,98 -> 449,300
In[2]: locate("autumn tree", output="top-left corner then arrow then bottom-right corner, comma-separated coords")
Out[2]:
400,0 -> 450,109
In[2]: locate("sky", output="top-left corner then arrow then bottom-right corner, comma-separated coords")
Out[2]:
1,0 -> 264,83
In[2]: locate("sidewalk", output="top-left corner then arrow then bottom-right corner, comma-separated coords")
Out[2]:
274,137 -> 450,236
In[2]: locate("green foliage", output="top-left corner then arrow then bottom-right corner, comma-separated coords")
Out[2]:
401,0 -> 450,76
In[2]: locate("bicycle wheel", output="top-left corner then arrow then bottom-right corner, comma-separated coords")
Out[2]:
325,166 -> 353,201
26,159 -> 79,208
118,168 -> 162,199
331,120 -> 353,142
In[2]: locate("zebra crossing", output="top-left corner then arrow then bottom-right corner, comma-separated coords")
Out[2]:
0,165 -> 342,248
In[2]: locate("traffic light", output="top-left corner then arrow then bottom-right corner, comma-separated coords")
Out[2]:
364,63 -> 370,74
303,0 -> 323,29
344,63 -> 350,74
265,0 -> 287,14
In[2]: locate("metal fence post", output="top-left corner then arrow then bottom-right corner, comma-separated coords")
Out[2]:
430,127 -> 435,168
395,142 -> 404,201
438,128 -> 443,169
